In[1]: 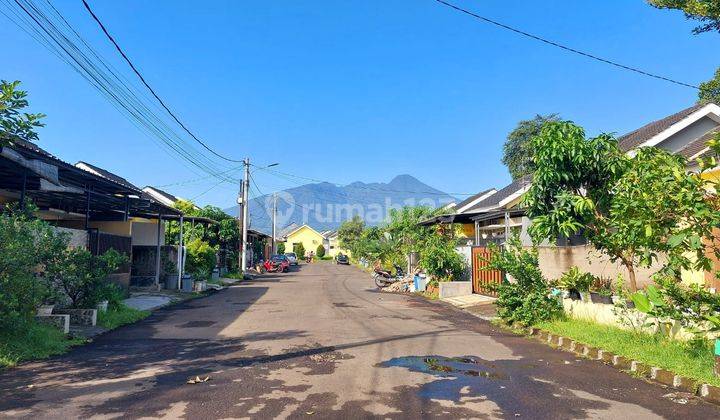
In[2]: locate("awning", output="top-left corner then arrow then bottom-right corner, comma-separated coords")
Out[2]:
471,208 -> 526,223
418,211 -> 487,226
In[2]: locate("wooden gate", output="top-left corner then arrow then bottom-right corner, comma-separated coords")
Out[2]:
471,246 -> 503,296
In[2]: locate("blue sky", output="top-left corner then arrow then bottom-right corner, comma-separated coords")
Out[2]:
1,0 -> 717,208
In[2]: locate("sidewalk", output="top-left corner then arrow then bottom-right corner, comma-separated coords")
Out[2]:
441,294 -> 498,320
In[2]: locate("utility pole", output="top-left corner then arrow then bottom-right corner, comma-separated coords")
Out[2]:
241,158 -> 250,274
271,193 -> 277,254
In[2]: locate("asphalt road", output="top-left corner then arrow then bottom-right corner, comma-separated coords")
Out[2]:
1,263 -> 719,419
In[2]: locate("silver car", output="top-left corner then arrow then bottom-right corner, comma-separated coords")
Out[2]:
285,252 -> 299,266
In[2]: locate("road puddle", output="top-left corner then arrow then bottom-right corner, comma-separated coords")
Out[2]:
380,356 -> 508,380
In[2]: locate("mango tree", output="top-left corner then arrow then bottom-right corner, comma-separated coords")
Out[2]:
525,121 -> 720,291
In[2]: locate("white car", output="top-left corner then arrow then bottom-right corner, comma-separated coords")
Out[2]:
285,252 -> 299,266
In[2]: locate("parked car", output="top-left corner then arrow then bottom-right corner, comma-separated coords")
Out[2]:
285,252 -> 299,266
270,254 -> 291,272
335,253 -> 349,265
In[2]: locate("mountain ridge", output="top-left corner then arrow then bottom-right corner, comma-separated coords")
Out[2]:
224,174 -> 455,234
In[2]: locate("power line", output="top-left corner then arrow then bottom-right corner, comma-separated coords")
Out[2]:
3,0 -> 237,182
433,0 -> 700,90
80,0 -> 244,163
156,165 -> 244,187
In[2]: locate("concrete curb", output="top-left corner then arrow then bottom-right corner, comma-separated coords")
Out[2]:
525,327 -> 720,406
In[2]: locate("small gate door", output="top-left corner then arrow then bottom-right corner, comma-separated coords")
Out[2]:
471,246 -> 502,296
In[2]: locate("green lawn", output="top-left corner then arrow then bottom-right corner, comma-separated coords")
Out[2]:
536,318 -> 720,387
0,321 -> 85,368
97,304 -> 150,330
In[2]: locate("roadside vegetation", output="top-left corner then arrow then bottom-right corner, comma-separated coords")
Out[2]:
337,208 -> 467,285
97,304 -> 150,330
0,321 -> 85,368
485,117 -> 720,387
0,82 -> 162,367
538,318 -> 720,387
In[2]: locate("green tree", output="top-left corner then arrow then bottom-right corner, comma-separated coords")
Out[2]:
293,242 -> 305,260
699,67 -> 720,104
649,0 -> 720,34
337,215 -> 365,254
277,242 -> 285,254
385,206 -> 437,257
502,114 -> 560,180
0,80 -> 45,145
419,233 -> 466,282
316,244 -> 326,258
525,121 -> 720,291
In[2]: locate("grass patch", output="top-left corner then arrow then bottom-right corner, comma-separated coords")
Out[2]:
97,304 -> 150,330
537,318 -> 720,387
223,271 -> 243,280
0,321 -> 85,368
417,290 -> 439,300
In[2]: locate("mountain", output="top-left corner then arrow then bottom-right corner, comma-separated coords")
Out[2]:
224,174 -> 455,234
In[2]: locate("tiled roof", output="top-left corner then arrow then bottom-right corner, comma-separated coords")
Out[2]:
617,104 -> 704,152
76,161 -> 140,192
464,175 -> 532,212
678,129 -> 719,160
454,188 -> 496,211
143,186 -> 179,204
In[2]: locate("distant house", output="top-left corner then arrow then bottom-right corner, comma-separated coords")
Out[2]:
283,224 -> 327,256
321,230 -> 348,257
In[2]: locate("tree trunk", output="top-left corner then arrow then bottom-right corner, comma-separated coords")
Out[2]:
624,261 -> 638,292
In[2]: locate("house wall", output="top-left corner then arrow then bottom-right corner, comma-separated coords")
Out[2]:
131,220 -> 165,246
536,245 -> 665,289
286,226 -> 324,255
89,221 -> 131,237
52,226 -> 88,249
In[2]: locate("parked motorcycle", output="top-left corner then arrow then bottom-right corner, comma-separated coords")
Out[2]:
263,258 -> 286,273
373,264 -> 405,288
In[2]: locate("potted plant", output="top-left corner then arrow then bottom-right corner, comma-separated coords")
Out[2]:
557,266 -> 593,301
162,254 -> 178,289
590,277 -> 613,304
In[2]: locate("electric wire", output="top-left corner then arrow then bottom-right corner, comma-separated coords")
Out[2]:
433,0 -> 699,89
2,0 -> 237,182
81,0 -> 244,163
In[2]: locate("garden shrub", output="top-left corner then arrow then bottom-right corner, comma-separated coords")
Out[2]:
277,242 -> 285,254
485,237 -> 563,326
316,244 -> 326,258
419,234 -> 466,282
186,238 -> 216,280
0,206 -> 67,326
46,248 -> 127,308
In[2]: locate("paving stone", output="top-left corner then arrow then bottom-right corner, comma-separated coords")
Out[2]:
651,367 -> 676,387
672,375 -> 698,393
631,361 -> 651,377
700,384 -> 720,405
612,355 -> 632,370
